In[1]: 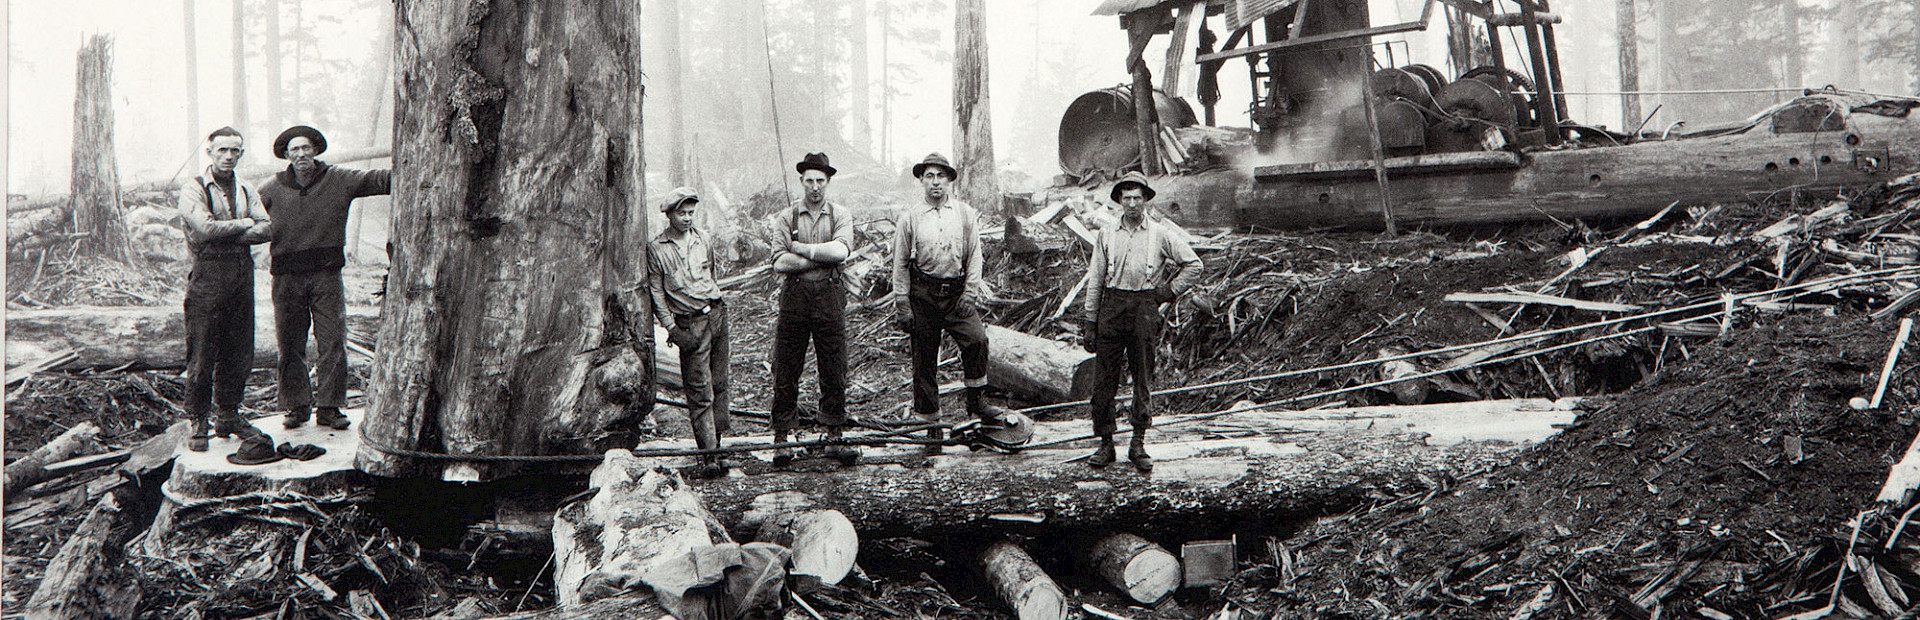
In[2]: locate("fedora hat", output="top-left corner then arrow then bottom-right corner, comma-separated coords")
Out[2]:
273,125 -> 328,159
911,152 -> 958,179
796,152 -> 837,177
1110,171 -> 1157,203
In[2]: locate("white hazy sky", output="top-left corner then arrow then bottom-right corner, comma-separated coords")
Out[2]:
12,0 -> 1855,196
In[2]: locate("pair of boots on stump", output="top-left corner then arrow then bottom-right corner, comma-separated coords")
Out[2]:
1088,421 -> 1153,473
188,410 -> 280,465
283,406 -> 351,430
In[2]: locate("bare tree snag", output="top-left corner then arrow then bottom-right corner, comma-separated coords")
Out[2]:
24,493 -> 124,619
985,324 -> 1096,403
1616,0 -> 1642,130
1126,12 -> 1164,176
553,450 -> 735,611
4,422 -> 101,496
656,0 -> 688,186
361,0 -> 653,480
182,0 -> 200,148
1086,533 -> 1181,605
953,0 -> 1000,215
69,35 -> 133,263
980,540 -> 1069,620
746,492 -> 858,591
850,0 -> 872,156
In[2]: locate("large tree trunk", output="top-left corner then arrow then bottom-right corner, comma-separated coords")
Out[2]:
69,35 -> 133,263
1616,0 -> 1642,131
1127,13 -> 1163,176
265,0 -> 282,130
1780,0 -> 1802,90
4,302 -> 380,371
553,451 -> 736,610
657,0 -> 687,186
360,0 -> 653,481
953,0 -> 1000,215
182,0 -> 201,149
230,0 -> 248,131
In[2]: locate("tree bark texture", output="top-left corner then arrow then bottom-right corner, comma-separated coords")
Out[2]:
69,35 -> 133,263
984,324 -> 1096,403
360,0 -> 653,479
1126,15 -> 1163,176
552,450 -> 737,611
979,540 -> 1069,620
3,422 -> 101,497
1616,0 -> 1642,131
953,0 -> 1000,215
1085,532 -> 1181,604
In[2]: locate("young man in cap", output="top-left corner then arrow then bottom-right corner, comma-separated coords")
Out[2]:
178,126 -> 279,462
767,152 -> 858,466
891,153 -> 1002,455
1081,172 -> 1201,472
260,125 -> 391,431
649,188 -> 731,476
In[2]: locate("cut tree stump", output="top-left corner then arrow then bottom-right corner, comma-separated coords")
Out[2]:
649,399 -> 1572,537
4,421 -> 100,496
1086,533 -> 1181,604
552,449 -> 736,611
985,324 -> 1096,403
744,491 -> 858,591
4,303 -> 380,370
980,540 -> 1069,620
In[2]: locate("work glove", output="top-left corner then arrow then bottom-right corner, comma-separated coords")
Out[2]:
893,305 -> 913,334
1077,317 -> 1098,353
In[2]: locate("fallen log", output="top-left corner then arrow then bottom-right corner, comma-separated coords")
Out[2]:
1086,533 -> 1181,604
1444,291 -> 1642,313
4,302 -> 381,370
658,399 -> 1571,536
985,324 -> 1097,403
4,422 -> 101,497
745,492 -> 857,591
24,493 -> 133,619
470,596 -> 671,619
980,540 -> 1069,620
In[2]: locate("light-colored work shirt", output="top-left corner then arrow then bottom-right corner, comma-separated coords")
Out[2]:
649,227 -> 723,325
891,198 -> 988,302
776,200 -> 854,279
1084,216 -> 1201,317
178,167 -> 272,254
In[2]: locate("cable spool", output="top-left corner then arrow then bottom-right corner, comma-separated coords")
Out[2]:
1370,67 -> 1432,104
1429,78 -> 1516,153
1400,64 -> 1447,103
1461,65 -> 1536,127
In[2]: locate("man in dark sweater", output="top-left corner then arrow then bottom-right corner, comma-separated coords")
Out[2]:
260,125 -> 391,430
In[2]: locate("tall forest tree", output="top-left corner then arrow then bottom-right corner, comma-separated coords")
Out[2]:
1617,0 -> 1642,129
230,0 -> 248,131
358,0 -> 653,480
69,35 -> 134,264
265,0 -> 282,130
850,0 -> 872,158
953,0 -> 999,214
183,0 -> 201,149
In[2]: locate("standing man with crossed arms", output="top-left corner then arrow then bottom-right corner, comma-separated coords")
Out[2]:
1081,172 -> 1201,472
177,126 -> 278,462
892,153 -> 1005,455
767,153 -> 860,466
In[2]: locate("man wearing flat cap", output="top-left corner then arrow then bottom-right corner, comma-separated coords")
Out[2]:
650,187 -> 731,477
1081,171 -> 1201,472
891,153 -> 1002,455
260,125 -> 391,432
766,152 -> 858,466
178,126 -> 277,460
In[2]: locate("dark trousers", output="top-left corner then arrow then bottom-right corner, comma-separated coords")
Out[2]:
770,276 -> 849,433
1090,289 -> 1160,436
273,269 -> 347,412
907,267 -> 989,420
673,301 -> 731,450
184,255 -> 255,421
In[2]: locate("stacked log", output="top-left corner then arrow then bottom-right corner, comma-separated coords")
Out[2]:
980,540 -> 1069,620
1086,533 -> 1182,604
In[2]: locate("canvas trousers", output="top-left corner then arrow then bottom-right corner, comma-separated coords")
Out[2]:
273,268 -> 347,412
906,265 -> 989,420
1090,288 -> 1161,436
769,276 -> 849,433
673,300 -> 732,450
183,254 -> 255,420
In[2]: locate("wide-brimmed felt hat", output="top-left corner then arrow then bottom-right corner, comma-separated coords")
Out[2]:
273,125 -> 328,159
1110,171 -> 1157,203
796,152 -> 837,177
911,152 -> 958,179
661,186 -> 700,213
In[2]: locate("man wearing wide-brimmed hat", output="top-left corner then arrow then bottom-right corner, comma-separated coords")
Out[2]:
766,152 -> 859,467
1081,171 -> 1201,472
650,187 -> 731,477
891,153 -> 1003,455
260,125 -> 391,432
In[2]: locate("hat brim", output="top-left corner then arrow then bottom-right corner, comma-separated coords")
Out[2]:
796,162 -> 838,177
912,162 -> 958,179
1111,180 -> 1157,203
273,126 -> 328,160
662,195 -> 700,212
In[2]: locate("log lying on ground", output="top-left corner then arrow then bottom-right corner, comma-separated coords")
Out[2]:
744,491 -> 858,591
466,596 -> 670,619
554,448 -> 792,620
658,399 -> 1572,536
1085,533 -> 1181,605
4,422 -> 100,496
985,324 -> 1096,403
980,540 -> 1069,620
4,303 -> 381,370
25,493 -> 137,619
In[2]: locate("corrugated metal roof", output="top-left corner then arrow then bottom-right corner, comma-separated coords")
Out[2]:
1224,0 -> 1304,30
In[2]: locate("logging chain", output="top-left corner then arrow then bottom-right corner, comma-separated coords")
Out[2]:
355,266 -> 1920,463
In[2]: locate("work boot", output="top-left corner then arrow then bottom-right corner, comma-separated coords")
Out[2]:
1088,436 -> 1116,468
188,416 -> 211,452
923,427 -> 945,457
822,425 -> 861,466
772,431 -> 797,468
1128,429 -> 1154,473
315,407 -> 351,430
213,411 -> 270,444
282,406 -> 311,429
692,454 -> 726,479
